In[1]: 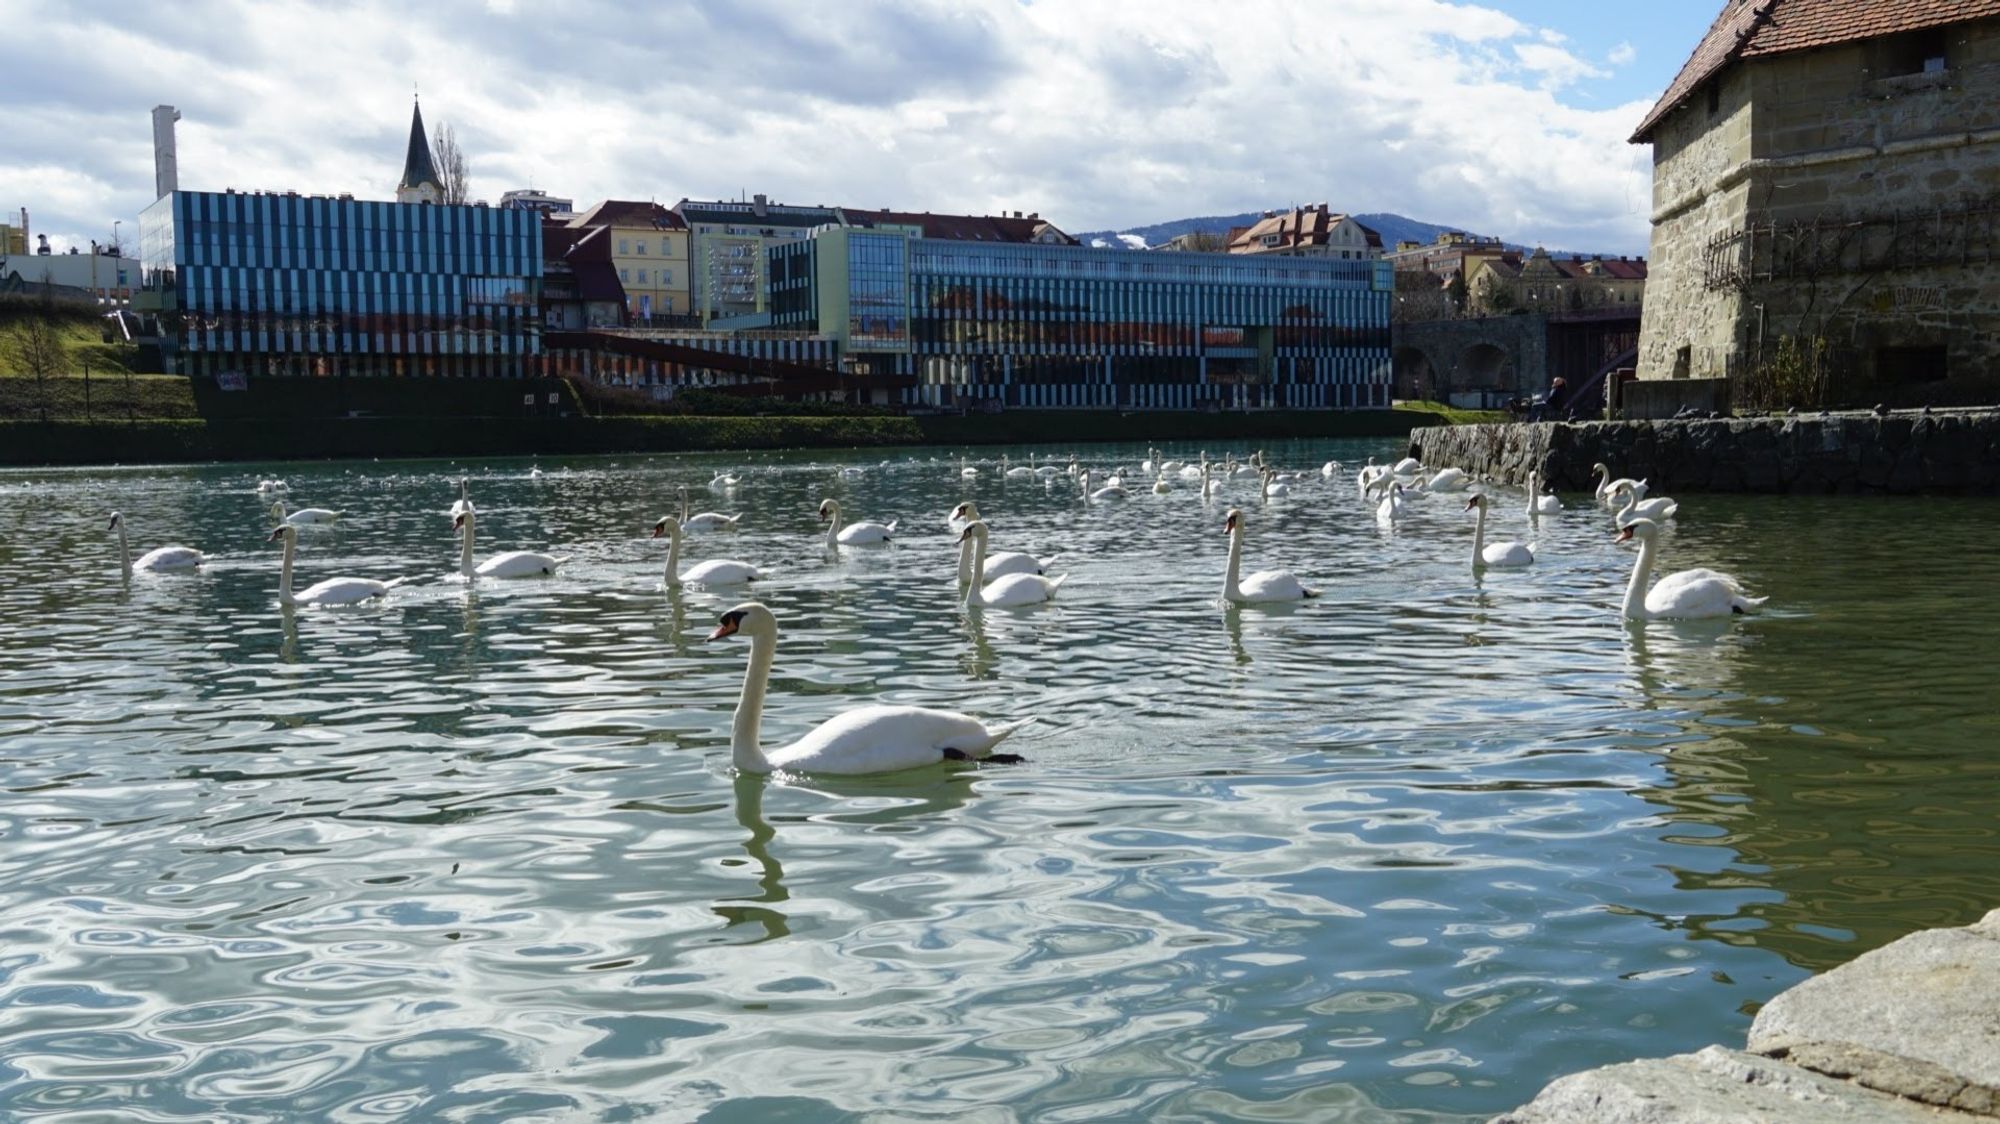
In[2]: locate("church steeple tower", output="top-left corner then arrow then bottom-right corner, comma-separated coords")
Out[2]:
396,97 -> 443,204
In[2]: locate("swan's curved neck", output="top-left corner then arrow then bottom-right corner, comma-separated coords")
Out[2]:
1471,502 -> 1487,569
733,629 -> 776,773
1622,535 -> 1657,620
679,487 -> 689,524
664,525 -> 683,587
822,503 -> 839,552
955,531 -> 973,588
964,528 -> 989,603
1223,524 -> 1244,601
459,513 -> 476,576
278,532 -> 298,606
116,520 -> 132,574
1614,490 -> 1635,522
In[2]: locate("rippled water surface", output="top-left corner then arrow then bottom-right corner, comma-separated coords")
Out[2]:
3,440 -> 1997,1122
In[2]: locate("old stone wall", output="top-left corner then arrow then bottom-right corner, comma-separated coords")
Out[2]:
1410,410 -> 2000,494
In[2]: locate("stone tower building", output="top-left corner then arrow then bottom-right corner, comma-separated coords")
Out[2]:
1631,0 -> 2000,405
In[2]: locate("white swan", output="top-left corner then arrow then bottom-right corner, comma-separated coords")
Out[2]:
709,602 -> 1031,775
1356,458 -> 1389,498
838,465 -> 866,480
448,478 -> 473,519
1221,507 -> 1317,604
1617,519 -> 1764,620
653,518 -> 762,586
109,512 -> 203,572
1178,453 -> 1208,481
1141,448 -> 1159,475
269,524 -> 404,606
1392,456 -> 1422,476
1527,470 -> 1562,515
1081,471 -> 1127,503
1466,494 -> 1535,569
1375,482 -> 1408,525
959,456 -> 980,479
1320,460 -> 1344,479
1160,455 -> 1186,476
1261,470 -> 1291,500
1003,455 -> 1036,480
1035,459 -> 1064,479
455,509 -> 568,578
819,499 -> 895,546
1611,482 -> 1679,522
709,471 -> 741,490
1151,476 -> 1172,495
960,522 -> 1067,607
1593,463 -> 1648,506
1425,467 -> 1470,493
947,503 -> 1051,580
256,478 -> 288,496
269,501 -> 340,526
678,485 -> 742,532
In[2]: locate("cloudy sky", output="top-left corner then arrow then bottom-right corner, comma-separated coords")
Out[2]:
4,0 -> 1716,258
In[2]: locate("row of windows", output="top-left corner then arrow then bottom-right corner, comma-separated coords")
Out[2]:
906,318 -> 1390,353
143,192 -> 540,280
907,240 -> 1384,289
176,352 -> 533,379
619,268 -> 678,286
170,265 -> 540,317
912,275 -> 1387,328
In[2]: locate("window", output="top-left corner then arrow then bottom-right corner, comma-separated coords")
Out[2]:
618,239 -> 629,254
1672,345 -> 1691,380
635,269 -> 648,285
1875,27 -> 1949,77
636,241 -> 648,255
619,268 -> 630,282
1706,79 -> 1720,115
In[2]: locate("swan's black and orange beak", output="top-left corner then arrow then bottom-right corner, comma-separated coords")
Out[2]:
707,610 -> 746,641
452,514 -> 465,532
1222,512 -> 1239,533
1615,525 -> 1635,543
651,520 -> 670,538
107,514 -> 121,530
266,526 -> 286,542
1464,495 -> 1480,511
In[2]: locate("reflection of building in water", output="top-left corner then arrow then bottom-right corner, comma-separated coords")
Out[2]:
1620,612 -> 2000,973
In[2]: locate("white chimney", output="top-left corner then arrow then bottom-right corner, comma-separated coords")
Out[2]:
152,105 -> 181,199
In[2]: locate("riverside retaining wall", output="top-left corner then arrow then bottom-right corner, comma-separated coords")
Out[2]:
1410,409 -> 2000,494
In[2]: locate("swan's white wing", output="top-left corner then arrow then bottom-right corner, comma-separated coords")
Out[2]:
476,550 -> 563,577
1653,567 -> 1743,596
296,577 -> 393,605
681,559 -> 761,584
1238,569 -> 1312,602
134,546 -> 203,570
767,705 -> 1026,774
1480,542 -> 1536,568
981,551 -> 1042,579
835,521 -> 894,544
975,572 -> 1061,606
1645,574 -> 1741,619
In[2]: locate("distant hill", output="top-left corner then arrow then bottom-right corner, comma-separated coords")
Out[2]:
1075,210 -> 1625,261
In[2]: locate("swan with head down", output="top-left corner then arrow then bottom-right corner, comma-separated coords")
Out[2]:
709,602 -> 1031,774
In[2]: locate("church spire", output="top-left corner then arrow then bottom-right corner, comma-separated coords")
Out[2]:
397,97 -> 442,204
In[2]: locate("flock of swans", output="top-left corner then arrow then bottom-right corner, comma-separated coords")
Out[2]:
104,447 -> 1766,777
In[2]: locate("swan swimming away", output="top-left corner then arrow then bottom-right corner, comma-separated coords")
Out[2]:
269,501 -> 340,526
1465,494 -> 1535,569
455,509 -> 568,578
819,498 -> 895,546
1611,482 -> 1678,522
678,485 -> 741,532
1593,463 -> 1648,506
959,521 -> 1067,607
1527,470 -> 1562,515
269,524 -> 405,606
1616,519 -> 1764,620
1221,507 -> 1318,604
1151,476 -> 1172,495
109,512 -> 203,573
653,518 -> 762,586
948,503 -> 1051,579
1392,456 -> 1422,476
709,602 -> 1031,775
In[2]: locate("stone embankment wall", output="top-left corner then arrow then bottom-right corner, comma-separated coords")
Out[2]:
1494,906 -> 2000,1122
1410,410 -> 2000,494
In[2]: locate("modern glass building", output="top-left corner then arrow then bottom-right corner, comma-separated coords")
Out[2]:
771,226 -> 1393,408
137,190 -> 543,378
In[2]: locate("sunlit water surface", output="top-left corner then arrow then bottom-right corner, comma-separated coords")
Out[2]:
2,440 -> 1996,1122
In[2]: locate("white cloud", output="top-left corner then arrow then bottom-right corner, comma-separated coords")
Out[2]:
1,0 -> 1657,257
1608,41 -> 1637,66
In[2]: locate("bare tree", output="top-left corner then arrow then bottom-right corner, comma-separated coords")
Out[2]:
10,281 -> 68,418
433,122 -> 470,205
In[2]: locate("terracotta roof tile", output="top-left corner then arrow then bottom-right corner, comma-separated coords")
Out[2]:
569,199 -> 686,230
1631,0 -> 2000,142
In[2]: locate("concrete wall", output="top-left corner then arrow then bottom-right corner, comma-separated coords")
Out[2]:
1409,411 -> 2000,494
1614,377 -> 1730,419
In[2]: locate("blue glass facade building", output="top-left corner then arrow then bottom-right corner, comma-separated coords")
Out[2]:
771,227 -> 1392,408
138,190 -> 543,378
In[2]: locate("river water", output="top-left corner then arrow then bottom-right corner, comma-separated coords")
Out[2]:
1,440 -> 1995,1122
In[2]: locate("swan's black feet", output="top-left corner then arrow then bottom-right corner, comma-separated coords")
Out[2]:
983,753 -> 1027,765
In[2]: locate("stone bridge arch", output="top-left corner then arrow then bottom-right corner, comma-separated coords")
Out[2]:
1390,313 -> 1548,406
